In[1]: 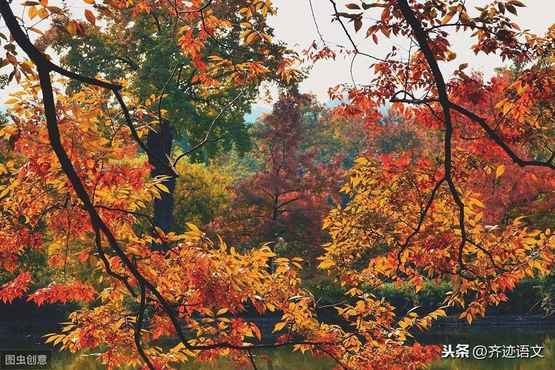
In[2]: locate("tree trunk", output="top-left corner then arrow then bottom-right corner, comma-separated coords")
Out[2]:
147,119 -> 175,250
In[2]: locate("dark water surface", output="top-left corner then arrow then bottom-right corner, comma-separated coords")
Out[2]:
1,305 -> 554,369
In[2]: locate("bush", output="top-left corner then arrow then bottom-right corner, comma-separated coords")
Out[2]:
306,276 -> 551,317
173,160 -> 235,231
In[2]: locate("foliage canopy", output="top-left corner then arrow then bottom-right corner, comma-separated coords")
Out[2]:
0,1 -> 553,369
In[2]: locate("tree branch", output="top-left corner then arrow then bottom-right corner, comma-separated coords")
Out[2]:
396,177 -> 445,271
328,0 -> 389,63
450,102 -> 555,170
396,0 -> 470,274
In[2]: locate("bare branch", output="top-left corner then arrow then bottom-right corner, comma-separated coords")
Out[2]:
308,0 -> 327,47
396,0 -> 470,274
328,0 -> 389,63
396,177 -> 445,271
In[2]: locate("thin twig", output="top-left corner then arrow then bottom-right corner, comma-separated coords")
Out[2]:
172,89 -> 246,168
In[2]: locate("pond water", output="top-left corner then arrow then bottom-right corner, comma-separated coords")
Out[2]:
43,333 -> 555,370
3,327 -> 554,369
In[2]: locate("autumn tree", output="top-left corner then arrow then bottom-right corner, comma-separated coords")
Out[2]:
0,1 -> 329,369
37,0 -> 300,243
318,0 -> 555,329
213,93 -> 342,264
173,158 -> 236,230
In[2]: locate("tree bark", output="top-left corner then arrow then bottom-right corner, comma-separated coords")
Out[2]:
147,119 -> 176,250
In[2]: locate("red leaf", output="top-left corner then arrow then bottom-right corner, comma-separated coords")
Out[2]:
0,272 -> 32,304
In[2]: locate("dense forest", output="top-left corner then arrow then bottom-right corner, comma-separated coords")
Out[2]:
0,0 -> 553,369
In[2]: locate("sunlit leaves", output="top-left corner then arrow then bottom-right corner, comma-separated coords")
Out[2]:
28,281 -> 96,306
0,272 -> 32,304
321,55 -> 555,342
495,164 -> 505,179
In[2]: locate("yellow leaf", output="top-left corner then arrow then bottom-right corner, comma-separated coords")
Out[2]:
434,308 -> 447,318
4,97 -> 18,105
495,164 -> 505,179
251,324 -> 262,341
441,12 -> 455,24
38,6 -> 48,18
399,318 -> 410,329
318,259 -> 335,270
245,31 -> 259,45
446,51 -> 457,61
0,186 -> 10,199
186,223 -> 201,233
66,21 -> 77,35
44,334 -> 59,344
471,198 -> 485,208
28,6 -> 38,20
354,157 -> 369,165
466,314 -> 473,325
273,321 -> 287,333
156,183 -> 170,193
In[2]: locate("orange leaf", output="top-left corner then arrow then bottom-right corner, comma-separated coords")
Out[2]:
84,9 -> 95,25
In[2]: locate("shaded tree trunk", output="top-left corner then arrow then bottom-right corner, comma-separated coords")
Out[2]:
147,119 -> 176,250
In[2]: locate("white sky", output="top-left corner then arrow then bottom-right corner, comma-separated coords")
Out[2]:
268,0 -> 555,102
1,1 -> 554,111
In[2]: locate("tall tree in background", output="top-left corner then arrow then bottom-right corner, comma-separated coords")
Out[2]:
39,1 -> 299,243
214,93 -> 342,265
